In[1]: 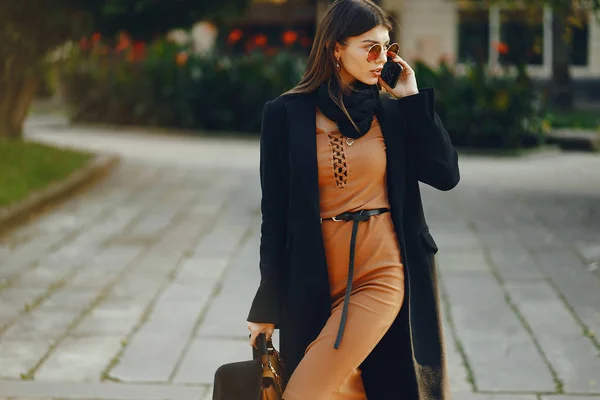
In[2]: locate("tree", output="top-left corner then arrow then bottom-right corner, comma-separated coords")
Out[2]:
468,0 -> 600,110
0,0 -> 249,138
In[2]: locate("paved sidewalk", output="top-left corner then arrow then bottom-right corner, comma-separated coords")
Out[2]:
0,119 -> 597,399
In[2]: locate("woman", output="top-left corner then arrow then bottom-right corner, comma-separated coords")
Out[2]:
247,0 -> 459,399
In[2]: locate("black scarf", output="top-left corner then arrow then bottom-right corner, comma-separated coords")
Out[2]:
316,79 -> 379,139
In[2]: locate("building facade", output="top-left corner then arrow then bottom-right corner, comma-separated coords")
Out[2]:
229,0 -> 600,81
380,0 -> 600,80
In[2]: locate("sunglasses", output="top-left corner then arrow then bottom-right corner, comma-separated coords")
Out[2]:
342,41 -> 399,63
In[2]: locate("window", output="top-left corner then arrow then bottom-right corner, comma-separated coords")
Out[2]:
569,10 -> 589,66
499,9 -> 544,65
457,8 -> 490,63
456,5 -> 590,68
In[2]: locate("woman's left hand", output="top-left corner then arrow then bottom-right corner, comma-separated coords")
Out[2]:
378,55 -> 419,99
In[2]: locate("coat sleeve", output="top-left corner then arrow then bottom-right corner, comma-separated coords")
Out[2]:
394,88 -> 460,191
247,100 -> 287,328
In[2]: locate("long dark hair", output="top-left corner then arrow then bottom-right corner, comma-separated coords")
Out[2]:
285,0 -> 393,126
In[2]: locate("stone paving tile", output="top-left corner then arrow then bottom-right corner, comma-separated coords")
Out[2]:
172,338 -> 251,385
424,229 -> 482,252
174,257 -> 229,282
104,273 -> 165,303
0,236 -> 76,281
192,219 -> 252,259
439,295 -> 472,393
0,287 -> 49,316
38,289 -> 101,313
486,246 -> 547,281
70,302 -> 144,337
436,248 -> 493,273
201,386 -> 214,400
451,395 -> 537,400
124,206 -> 184,243
13,263 -> 78,289
0,340 -> 50,378
541,396 -> 600,400
35,336 -> 123,381
441,271 -> 555,392
149,216 -> 209,255
0,381 -> 205,400
531,248 -> 600,342
506,280 -> 600,393
108,332 -> 191,383
195,230 -> 259,339
0,173 -> 148,287
108,280 -> 214,382
0,308 -> 20,331
68,246 -> 143,290
1,310 -> 78,341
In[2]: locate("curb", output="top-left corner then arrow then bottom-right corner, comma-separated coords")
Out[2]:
548,128 -> 600,152
0,153 -> 120,234
54,119 -> 260,142
456,145 -> 562,158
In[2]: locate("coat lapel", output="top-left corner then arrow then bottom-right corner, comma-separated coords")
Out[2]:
285,93 -> 321,216
376,96 -> 407,214
284,93 -> 407,219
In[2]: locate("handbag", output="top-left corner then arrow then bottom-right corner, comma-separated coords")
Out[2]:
212,332 -> 288,400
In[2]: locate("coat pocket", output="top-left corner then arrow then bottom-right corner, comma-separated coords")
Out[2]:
419,230 -> 439,255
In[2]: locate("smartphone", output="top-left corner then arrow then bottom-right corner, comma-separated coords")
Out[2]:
381,59 -> 403,88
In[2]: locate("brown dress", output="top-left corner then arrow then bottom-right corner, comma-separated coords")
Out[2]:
282,116 -> 406,400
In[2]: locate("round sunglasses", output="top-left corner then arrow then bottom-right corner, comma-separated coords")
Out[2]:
342,41 -> 400,63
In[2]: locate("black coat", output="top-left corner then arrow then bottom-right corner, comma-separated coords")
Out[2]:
247,87 -> 460,400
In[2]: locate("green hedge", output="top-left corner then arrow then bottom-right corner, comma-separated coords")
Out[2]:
414,61 -> 548,149
60,36 -> 548,148
60,37 -> 306,133
544,108 -> 600,130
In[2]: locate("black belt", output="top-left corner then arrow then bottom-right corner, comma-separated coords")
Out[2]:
321,207 -> 390,349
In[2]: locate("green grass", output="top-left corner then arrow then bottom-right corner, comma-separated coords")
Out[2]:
545,108 -> 600,130
0,139 -> 92,208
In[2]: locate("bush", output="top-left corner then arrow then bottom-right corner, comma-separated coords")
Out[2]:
414,60 -> 549,149
59,34 -> 306,133
60,34 -> 548,148
543,108 -> 600,130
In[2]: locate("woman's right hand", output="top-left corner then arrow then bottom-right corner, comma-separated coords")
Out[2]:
248,321 -> 275,348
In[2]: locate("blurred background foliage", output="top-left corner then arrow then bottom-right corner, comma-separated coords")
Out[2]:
59,35 -> 306,133
0,0 -> 250,138
2,0 -> 600,149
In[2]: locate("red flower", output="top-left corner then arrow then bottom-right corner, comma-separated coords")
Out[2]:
132,41 -> 146,61
176,51 -> 189,66
282,30 -> 298,46
254,34 -> 268,47
115,32 -> 132,53
228,29 -> 243,45
494,41 -> 509,55
91,32 -> 101,44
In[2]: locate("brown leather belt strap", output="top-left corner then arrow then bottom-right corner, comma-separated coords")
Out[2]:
321,207 -> 390,349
